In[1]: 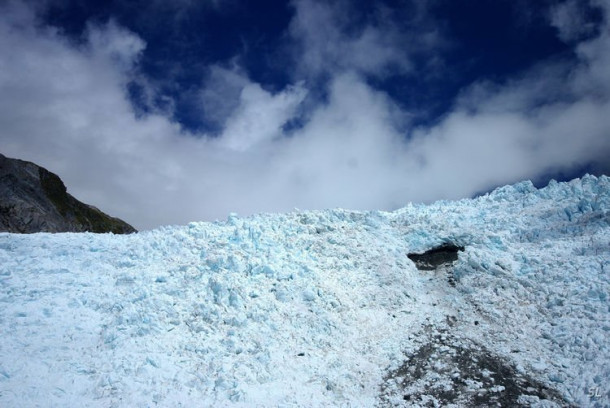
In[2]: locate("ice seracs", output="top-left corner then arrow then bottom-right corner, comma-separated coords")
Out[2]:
0,175 -> 608,407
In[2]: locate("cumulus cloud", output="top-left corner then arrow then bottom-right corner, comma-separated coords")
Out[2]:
200,65 -> 251,131
288,0 -> 412,78
401,0 -> 610,197
1,0 -> 609,230
550,0 -> 600,43
220,82 -> 307,151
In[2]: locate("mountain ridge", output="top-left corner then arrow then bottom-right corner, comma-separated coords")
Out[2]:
0,153 -> 136,233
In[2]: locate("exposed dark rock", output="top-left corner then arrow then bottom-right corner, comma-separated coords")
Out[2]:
408,243 -> 465,271
379,326 -> 574,407
0,153 -> 136,234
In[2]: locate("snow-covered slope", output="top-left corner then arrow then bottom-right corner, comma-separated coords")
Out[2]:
0,175 -> 608,407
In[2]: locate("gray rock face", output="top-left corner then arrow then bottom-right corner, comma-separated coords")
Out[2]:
0,153 -> 136,234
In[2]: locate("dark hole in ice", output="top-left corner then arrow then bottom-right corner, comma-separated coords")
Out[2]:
408,243 -> 465,271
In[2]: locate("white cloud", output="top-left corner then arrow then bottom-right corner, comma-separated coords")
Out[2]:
220,82 -> 307,151
1,0 -> 609,230
550,0 -> 598,43
400,0 -> 610,198
85,20 -> 146,72
270,73 -> 409,209
200,65 -> 251,130
288,0 -> 411,77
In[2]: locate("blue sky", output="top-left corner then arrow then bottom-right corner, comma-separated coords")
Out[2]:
41,0 -> 576,131
1,0 -> 609,229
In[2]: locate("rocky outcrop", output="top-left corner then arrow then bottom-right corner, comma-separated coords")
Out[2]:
0,153 -> 136,234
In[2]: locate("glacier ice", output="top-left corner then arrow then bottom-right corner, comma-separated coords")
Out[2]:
0,175 -> 609,406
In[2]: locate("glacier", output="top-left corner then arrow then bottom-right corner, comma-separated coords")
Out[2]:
0,175 -> 609,407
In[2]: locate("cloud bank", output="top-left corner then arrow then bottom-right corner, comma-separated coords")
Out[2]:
1,0 -> 609,229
